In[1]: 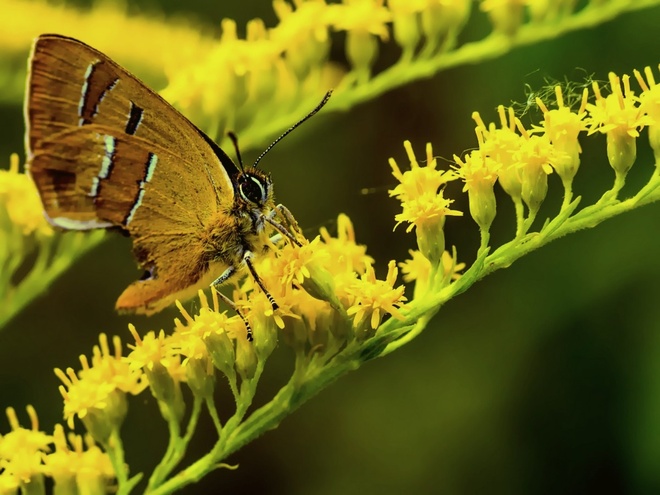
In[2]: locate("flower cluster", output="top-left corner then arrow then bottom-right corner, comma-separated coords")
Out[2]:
0,407 -> 114,492
51,214 -> 406,446
4,0 -> 639,154
450,66 -> 660,238
389,141 -> 462,264
158,0 -> 472,140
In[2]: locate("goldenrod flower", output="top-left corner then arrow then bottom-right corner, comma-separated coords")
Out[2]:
536,85 -> 588,184
398,248 -> 462,297
390,141 -> 462,264
0,406 -> 50,485
399,249 -> 432,285
453,149 -> 498,232
388,0 -> 426,58
394,193 -> 461,233
634,65 -> 660,164
473,107 -> 523,201
319,214 -> 374,275
178,293 -> 261,381
44,425 -> 114,492
55,334 -> 144,442
329,0 -> 391,39
271,0 -> 331,79
0,154 -> 51,237
54,367 -> 118,435
389,141 -> 457,202
514,131 -> 556,214
587,72 -> 652,178
126,326 -> 185,423
0,471 -> 19,492
420,0 -> 472,54
342,261 -> 407,337
329,0 -> 391,79
480,0 -> 526,36
168,328 -> 215,400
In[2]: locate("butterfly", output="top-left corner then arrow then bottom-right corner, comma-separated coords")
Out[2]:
24,34 -> 331,334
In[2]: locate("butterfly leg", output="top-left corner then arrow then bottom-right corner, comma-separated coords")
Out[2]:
265,204 -> 303,247
211,265 -> 237,288
276,204 -> 302,235
243,251 -> 279,311
212,288 -> 254,342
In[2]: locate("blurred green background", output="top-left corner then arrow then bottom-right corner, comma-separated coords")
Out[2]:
2,1 -> 660,493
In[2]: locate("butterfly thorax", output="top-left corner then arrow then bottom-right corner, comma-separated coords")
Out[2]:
202,168 -> 275,267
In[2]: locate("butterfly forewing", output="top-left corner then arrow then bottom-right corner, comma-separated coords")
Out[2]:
26,35 -> 237,222
25,34 -> 241,314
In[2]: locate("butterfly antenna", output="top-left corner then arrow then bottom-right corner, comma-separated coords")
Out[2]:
252,90 -> 333,169
227,131 -> 244,172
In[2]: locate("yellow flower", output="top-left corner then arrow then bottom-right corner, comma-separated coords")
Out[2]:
174,293 -> 240,383
514,132 -> 555,212
400,248 -> 464,297
587,72 -> 652,177
55,334 -> 145,439
329,0 -> 392,78
420,0 -> 472,53
535,85 -> 588,183
342,261 -> 407,336
126,326 -> 185,422
0,406 -> 50,457
399,249 -> 432,284
0,154 -> 52,237
271,0 -> 331,79
480,0 -> 526,35
319,214 -> 374,275
0,406 -> 51,484
389,0 -> 426,55
168,325 -> 215,400
390,141 -> 462,263
453,149 -> 498,231
634,65 -> 660,164
329,0 -> 392,39
473,106 -> 523,200
389,141 -> 457,203
391,141 -> 462,233
44,425 -> 114,491
394,191 -> 462,233
0,471 -> 19,492
635,65 -> 660,125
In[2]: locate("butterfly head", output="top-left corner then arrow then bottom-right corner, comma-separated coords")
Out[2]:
236,168 -> 273,209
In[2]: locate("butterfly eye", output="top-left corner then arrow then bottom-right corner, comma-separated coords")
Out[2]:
239,174 -> 268,206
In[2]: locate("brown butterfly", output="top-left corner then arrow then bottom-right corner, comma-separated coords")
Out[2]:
25,34 -> 330,332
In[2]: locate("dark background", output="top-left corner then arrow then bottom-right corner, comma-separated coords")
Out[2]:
2,1 -> 660,493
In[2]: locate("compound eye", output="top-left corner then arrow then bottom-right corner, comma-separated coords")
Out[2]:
239,174 -> 267,205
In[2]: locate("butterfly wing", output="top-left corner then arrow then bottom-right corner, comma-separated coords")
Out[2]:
25,34 -> 239,313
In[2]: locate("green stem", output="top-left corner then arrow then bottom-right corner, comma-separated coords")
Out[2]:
239,0 -> 660,149
145,386 -> 204,491
0,231 -> 105,330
